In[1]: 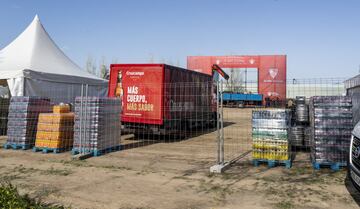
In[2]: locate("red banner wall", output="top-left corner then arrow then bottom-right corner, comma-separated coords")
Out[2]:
187,55 -> 287,103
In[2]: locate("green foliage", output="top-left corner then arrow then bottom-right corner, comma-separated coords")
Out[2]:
0,181 -> 66,209
275,201 -> 294,209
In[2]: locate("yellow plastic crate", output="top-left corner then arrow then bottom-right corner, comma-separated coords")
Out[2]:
37,123 -> 73,132
53,104 -> 71,113
37,123 -> 58,131
47,141 -> 63,148
48,139 -> 73,148
38,113 -> 54,123
52,113 -> 75,124
38,113 -> 74,124
50,131 -> 73,140
35,139 -> 45,147
36,131 -> 52,140
35,139 -> 51,148
36,131 -> 73,140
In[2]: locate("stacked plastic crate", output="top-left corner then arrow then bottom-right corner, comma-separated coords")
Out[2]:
309,96 -> 353,170
5,96 -> 51,149
0,98 -> 9,135
34,104 -> 74,153
252,109 -> 291,168
72,97 -> 121,156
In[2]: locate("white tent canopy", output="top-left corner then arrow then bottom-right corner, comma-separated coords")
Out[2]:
0,15 -> 108,102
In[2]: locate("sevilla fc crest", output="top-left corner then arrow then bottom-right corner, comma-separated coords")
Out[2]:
269,68 -> 278,79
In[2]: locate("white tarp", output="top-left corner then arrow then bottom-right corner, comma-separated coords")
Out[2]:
0,15 -> 108,102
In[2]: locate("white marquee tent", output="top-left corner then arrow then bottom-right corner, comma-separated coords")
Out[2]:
0,15 -> 108,102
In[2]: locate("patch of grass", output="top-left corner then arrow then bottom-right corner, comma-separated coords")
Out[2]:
99,165 -> 132,171
0,174 -> 22,182
206,172 -> 216,178
220,173 -> 238,180
172,175 -> 189,180
62,160 -> 132,172
261,176 -> 277,183
34,185 -> 60,197
0,181 -> 67,209
135,168 -> 155,176
15,165 -> 41,174
41,167 -> 73,176
182,169 -> 197,176
197,179 -> 233,202
274,201 -> 294,209
119,207 -> 152,209
265,186 -> 282,197
13,165 -> 73,176
61,160 -> 88,167
288,166 -> 312,176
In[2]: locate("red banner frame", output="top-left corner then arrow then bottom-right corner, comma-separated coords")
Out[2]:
187,55 -> 287,104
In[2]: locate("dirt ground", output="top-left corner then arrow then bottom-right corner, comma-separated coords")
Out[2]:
0,108 -> 359,209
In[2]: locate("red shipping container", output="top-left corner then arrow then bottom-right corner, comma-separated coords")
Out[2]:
109,64 -> 216,134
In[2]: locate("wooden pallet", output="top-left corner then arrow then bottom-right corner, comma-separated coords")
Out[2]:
71,145 -> 121,157
312,161 -> 346,171
253,159 -> 292,169
32,146 -> 70,154
3,143 -> 31,150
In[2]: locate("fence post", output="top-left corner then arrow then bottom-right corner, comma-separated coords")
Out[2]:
220,80 -> 224,164
216,81 -> 220,164
210,80 -> 230,173
83,84 -> 89,154
79,84 -> 84,155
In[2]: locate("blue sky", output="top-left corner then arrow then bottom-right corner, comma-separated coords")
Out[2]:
0,0 -> 360,78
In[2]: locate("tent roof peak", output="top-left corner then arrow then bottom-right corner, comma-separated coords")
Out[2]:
0,16 -> 104,81
33,14 -> 40,22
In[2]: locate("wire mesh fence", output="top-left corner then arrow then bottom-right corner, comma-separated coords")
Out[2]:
109,80 -> 219,163
0,77 -> 354,172
220,77 -> 351,171
0,84 -> 122,157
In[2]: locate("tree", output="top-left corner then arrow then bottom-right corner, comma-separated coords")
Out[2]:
99,56 -> 109,79
85,56 -> 97,76
85,56 -> 118,80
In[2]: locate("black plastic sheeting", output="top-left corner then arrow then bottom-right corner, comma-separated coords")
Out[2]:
73,97 -> 121,151
347,86 -> 360,125
6,96 -> 51,146
309,96 -> 352,164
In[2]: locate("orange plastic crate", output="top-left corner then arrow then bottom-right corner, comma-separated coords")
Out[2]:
53,104 -> 71,113
36,131 -> 52,140
38,113 -> 54,123
37,123 -> 73,132
52,113 -> 75,124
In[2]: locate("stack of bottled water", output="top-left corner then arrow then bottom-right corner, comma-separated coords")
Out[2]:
73,97 -> 121,154
252,109 -> 291,161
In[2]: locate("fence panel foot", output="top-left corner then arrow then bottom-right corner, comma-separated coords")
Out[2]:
210,162 -> 230,173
